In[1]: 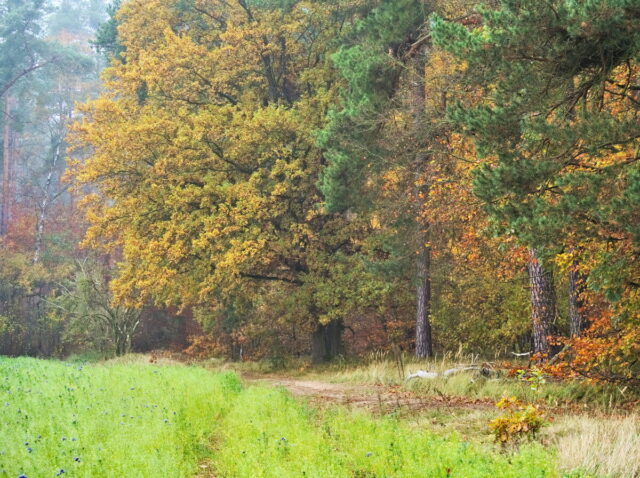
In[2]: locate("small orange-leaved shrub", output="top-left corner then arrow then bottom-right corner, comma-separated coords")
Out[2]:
489,396 -> 548,446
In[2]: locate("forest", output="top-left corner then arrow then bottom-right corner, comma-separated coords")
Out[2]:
2,0 -> 639,383
1,0 -> 639,476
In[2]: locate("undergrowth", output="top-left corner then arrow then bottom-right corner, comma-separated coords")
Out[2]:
282,352 -> 635,409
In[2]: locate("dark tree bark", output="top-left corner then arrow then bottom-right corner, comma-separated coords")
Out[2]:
311,320 -> 344,363
569,261 -> 587,337
415,239 -> 433,358
411,45 -> 433,359
527,249 -> 556,358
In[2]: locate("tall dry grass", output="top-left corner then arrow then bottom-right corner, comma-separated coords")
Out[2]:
551,414 -> 640,477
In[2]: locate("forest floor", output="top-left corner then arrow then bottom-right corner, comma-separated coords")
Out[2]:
244,374 -> 493,414
245,370 -> 640,477
241,373 -> 502,444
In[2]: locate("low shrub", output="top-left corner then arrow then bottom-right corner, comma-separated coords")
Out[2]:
489,396 -> 548,445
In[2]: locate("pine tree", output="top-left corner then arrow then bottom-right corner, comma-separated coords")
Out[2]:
433,0 -> 640,372
319,0 -> 441,358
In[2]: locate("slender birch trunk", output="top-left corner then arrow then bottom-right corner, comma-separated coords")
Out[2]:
33,141 -> 62,264
1,95 -> 12,235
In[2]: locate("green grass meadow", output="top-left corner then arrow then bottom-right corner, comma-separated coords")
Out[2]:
0,357 -> 241,477
0,357 -> 565,477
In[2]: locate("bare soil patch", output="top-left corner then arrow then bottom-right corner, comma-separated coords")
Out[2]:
243,375 -> 493,415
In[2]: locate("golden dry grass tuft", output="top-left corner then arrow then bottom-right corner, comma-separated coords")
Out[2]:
551,414 -> 640,477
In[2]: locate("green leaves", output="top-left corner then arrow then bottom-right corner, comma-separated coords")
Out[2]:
434,0 -> 640,252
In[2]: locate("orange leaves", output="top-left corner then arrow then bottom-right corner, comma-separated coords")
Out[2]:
543,298 -> 640,386
489,396 -> 548,445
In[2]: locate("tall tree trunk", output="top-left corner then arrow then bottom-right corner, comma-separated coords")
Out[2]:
411,45 -> 433,359
8,127 -> 16,229
527,249 -> 555,358
1,95 -> 12,236
415,241 -> 433,358
569,261 -> 587,337
33,141 -> 62,264
311,320 -> 344,363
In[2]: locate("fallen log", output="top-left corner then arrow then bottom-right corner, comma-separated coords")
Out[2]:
406,370 -> 439,380
406,365 -> 495,381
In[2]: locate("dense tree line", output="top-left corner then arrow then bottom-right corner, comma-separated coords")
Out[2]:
1,0 -> 638,386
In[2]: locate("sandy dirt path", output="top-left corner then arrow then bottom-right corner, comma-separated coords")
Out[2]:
243,375 -> 493,414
